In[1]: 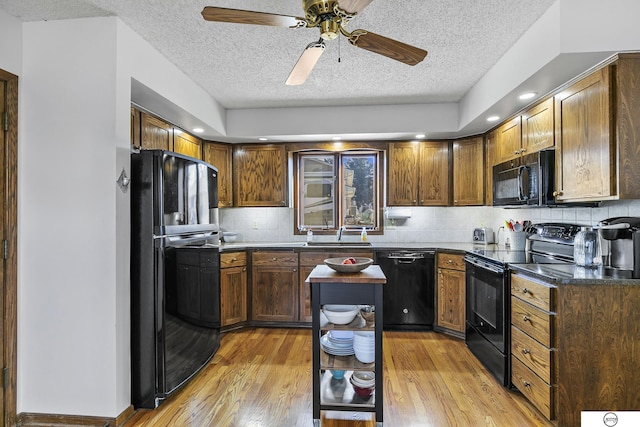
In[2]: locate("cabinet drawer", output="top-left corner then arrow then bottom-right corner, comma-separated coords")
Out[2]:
300,252 -> 330,267
221,251 -> 246,268
511,274 -> 555,311
511,297 -> 554,347
252,251 -> 298,266
511,325 -> 553,384
437,252 -> 465,270
512,356 -> 554,420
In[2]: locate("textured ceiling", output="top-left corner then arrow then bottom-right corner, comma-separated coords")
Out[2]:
1,0 -> 558,111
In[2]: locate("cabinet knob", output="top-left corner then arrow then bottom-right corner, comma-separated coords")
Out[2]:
232,257 -> 237,261
523,315 -> 531,322
520,148 -> 526,153
242,267 -> 247,272
403,308 -> 409,314
272,257 -> 277,261
553,190 -> 562,197
522,288 -> 529,294
514,150 -> 519,155
523,381 -> 531,388
448,259 -> 453,264
281,201 -> 285,206
522,348 -> 531,355
413,200 -> 417,205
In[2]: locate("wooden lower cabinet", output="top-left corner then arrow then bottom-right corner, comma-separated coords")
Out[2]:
436,252 -> 466,335
220,251 -> 247,328
298,250 -> 373,322
510,272 -> 556,421
251,251 -> 299,323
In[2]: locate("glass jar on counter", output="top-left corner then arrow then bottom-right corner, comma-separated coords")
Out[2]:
574,226 -> 602,268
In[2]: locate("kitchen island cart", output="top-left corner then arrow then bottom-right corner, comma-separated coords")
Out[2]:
306,264 -> 386,426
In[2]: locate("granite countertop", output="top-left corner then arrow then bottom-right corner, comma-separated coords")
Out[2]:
219,241 -> 486,253
509,263 -> 639,285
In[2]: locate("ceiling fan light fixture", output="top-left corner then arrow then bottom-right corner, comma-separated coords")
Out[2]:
285,40 -> 326,85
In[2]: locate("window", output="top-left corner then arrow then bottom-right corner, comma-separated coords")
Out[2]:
296,150 -> 381,233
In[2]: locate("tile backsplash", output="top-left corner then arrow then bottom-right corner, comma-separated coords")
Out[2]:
219,200 -> 640,244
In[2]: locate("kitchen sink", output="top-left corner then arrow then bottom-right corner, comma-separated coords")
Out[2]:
304,241 -> 372,247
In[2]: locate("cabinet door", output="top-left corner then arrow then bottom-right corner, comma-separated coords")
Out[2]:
220,265 -> 247,327
418,141 -> 450,206
252,265 -> 298,322
436,268 -> 466,333
251,252 -> 298,322
131,107 -> 141,149
497,117 -> 522,163
234,144 -> 287,207
522,98 -> 554,155
203,142 -> 233,207
387,142 -> 419,206
484,130 -> 497,206
555,67 -> 613,202
299,265 -> 316,323
453,137 -> 484,206
173,129 -> 202,159
141,112 -> 173,151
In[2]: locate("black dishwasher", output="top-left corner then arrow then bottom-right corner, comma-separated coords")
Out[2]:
375,250 -> 435,330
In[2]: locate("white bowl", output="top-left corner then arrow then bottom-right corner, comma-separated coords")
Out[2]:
222,232 -> 237,243
354,348 -> 375,364
322,305 -> 359,325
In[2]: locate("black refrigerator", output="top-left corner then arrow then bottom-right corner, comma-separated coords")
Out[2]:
130,150 -> 221,409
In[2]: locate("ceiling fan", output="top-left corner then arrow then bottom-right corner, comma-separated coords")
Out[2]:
201,0 -> 428,85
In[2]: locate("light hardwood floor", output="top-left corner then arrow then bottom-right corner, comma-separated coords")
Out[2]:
124,328 -> 553,427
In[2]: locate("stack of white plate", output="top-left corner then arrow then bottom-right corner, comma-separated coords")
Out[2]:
353,331 -> 375,363
321,330 -> 354,356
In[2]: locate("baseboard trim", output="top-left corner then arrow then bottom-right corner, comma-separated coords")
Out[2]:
18,405 -> 134,427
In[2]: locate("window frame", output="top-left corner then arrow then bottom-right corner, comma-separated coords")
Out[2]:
294,149 -> 384,236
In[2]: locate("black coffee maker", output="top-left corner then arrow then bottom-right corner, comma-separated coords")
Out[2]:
598,216 -> 640,278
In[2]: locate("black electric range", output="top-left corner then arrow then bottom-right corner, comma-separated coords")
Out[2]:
464,223 -> 582,387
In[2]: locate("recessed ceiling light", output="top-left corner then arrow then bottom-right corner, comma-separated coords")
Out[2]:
487,116 -> 500,122
519,92 -> 537,100
332,136 -> 342,141
192,127 -> 204,133
258,137 -> 268,141
415,134 -> 426,139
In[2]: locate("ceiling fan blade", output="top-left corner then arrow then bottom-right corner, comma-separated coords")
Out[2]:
337,0 -> 374,14
347,30 -> 427,66
201,6 -> 306,28
285,41 -> 326,86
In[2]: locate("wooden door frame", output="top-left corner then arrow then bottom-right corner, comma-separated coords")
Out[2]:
0,68 -> 18,427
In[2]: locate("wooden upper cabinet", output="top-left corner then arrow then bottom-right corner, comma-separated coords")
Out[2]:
484,130 -> 497,206
555,54 -> 640,203
140,112 -> 173,151
453,136 -> 484,206
173,129 -> 202,160
387,142 -> 419,205
234,144 -> 287,207
555,67 -> 613,202
522,98 -> 554,155
388,141 -> 450,206
203,142 -> 233,207
497,116 -> 522,163
418,142 -> 450,206
131,107 -> 141,149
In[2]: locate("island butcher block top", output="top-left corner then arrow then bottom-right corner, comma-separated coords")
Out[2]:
305,264 -> 387,284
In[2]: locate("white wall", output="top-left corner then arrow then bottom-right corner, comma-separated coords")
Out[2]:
19,17 -> 121,416
0,9 -> 22,75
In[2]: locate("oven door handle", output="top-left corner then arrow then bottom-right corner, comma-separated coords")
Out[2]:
464,256 -> 505,274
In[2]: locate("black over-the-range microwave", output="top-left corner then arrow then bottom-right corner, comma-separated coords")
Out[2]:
493,149 -> 556,207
